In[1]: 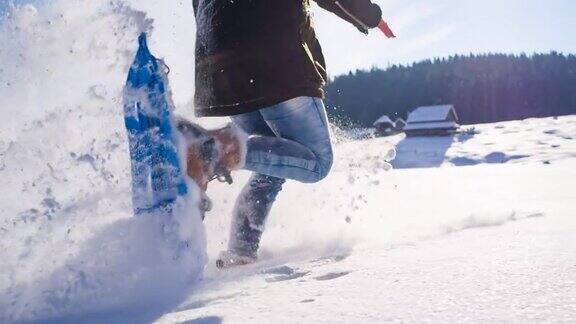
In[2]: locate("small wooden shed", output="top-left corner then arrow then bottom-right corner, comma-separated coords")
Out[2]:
404,105 -> 459,137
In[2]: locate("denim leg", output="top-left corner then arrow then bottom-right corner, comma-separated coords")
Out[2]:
244,96 -> 333,183
229,112 -> 286,257
230,110 -> 276,137
227,174 -> 285,258
227,97 -> 333,257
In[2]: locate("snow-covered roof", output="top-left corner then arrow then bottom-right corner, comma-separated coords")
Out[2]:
403,121 -> 459,131
395,118 -> 407,127
373,115 -> 395,126
407,105 -> 458,123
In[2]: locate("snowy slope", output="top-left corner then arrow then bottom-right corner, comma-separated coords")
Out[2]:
1,1 -> 575,323
162,116 -> 576,323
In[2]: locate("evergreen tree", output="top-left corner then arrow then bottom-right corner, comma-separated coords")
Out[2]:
325,52 -> 576,127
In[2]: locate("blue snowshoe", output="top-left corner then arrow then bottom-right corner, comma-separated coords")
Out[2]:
123,33 -> 212,218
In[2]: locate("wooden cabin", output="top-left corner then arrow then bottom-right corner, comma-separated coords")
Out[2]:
373,115 -> 396,136
404,105 -> 459,137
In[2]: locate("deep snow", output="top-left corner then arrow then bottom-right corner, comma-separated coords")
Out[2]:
178,116 -> 575,323
0,2 -> 205,322
1,1 -> 575,323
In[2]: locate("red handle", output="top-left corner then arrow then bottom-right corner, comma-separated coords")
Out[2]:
378,20 -> 396,38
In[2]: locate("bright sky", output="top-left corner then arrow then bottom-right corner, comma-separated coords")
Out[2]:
314,0 -> 576,75
2,0 -> 576,76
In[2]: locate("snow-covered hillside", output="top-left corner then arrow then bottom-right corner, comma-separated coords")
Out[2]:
175,116 -> 575,323
1,1 -> 575,323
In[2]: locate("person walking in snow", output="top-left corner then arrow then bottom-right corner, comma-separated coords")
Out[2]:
182,0 -> 385,268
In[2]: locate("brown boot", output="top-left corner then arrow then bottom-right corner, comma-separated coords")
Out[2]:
185,125 -> 245,190
209,126 -> 246,173
177,118 -> 246,195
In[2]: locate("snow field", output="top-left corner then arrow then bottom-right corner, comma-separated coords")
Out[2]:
169,138 -> 576,322
0,0 -> 574,322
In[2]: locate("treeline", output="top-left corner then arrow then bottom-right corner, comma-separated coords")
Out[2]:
324,52 -> 576,126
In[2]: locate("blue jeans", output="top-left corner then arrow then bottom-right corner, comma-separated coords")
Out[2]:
228,97 -> 333,257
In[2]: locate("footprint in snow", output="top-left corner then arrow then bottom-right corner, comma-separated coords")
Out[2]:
314,271 -> 352,281
261,265 -> 295,275
263,265 -> 311,282
300,299 -> 315,303
309,253 -> 350,266
266,271 -> 310,283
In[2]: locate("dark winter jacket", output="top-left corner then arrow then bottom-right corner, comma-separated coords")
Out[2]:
192,0 -> 382,117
